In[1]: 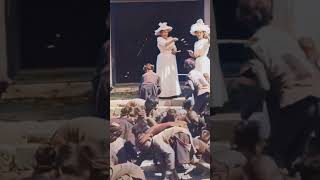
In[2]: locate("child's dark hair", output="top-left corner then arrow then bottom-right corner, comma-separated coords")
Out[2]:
233,120 -> 261,153
145,97 -> 159,116
183,99 -> 193,111
184,58 -> 196,72
120,101 -> 138,117
167,109 -> 177,115
143,63 -> 154,72
33,145 -> 58,176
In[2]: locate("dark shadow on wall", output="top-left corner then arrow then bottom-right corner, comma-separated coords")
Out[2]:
16,0 -> 107,69
111,1 -> 204,83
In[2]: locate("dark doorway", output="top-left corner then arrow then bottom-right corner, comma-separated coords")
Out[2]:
111,1 -> 203,83
213,0 -> 253,77
19,0 -> 107,69
213,0 -> 252,39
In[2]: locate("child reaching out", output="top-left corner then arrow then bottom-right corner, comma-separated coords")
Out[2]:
184,59 -> 210,116
139,63 -> 161,100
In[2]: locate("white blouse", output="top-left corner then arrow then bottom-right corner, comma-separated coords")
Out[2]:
194,38 -> 210,57
157,37 -> 177,54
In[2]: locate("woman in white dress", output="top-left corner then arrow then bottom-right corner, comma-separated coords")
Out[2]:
188,19 -> 211,78
154,22 -> 181,98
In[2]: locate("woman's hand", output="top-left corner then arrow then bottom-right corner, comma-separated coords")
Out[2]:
172,50 -> 181,55
203,32 -> 210,40
165,37 -> 178,46
188,50 -> 194,57
172,37 -> 179,42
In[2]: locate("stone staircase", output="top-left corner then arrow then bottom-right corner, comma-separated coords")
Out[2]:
110,97 -> 243,142
207,113 -> 241,142
0,120 -> 68,172
0,117 -> 106,173
110,97 -> 186,116
1,68 -> 94,99
0,68 -> 97,173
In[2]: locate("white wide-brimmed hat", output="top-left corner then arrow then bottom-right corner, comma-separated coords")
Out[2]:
190,19 -> 210,35
154,22 -> 173,36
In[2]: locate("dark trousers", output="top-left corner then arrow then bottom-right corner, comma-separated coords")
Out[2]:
267,96 -> 320,169
193,92 -> 209,115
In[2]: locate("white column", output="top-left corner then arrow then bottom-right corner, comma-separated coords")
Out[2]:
0,0 -> 9,82
272,0 -> 295,34
204,0 -> 210,24
292,0 -> 320,46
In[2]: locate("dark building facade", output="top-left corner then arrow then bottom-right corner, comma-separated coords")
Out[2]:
110,0 -> 211,84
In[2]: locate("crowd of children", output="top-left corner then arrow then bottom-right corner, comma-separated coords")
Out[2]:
110,59 -> 211,179
110,98 -> 210,179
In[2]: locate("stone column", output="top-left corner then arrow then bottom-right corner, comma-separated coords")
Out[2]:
0,0 -> 9,82
210,1 -> 228,108
204,0 -> 210,25
291,0 -> 320,46
272,0 -> 295,34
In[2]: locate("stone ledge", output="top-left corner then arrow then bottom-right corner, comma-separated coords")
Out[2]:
111,106 -> 183,116
110,97 -> 186,107
207,113 -> 241,142
2,82 -> 92,99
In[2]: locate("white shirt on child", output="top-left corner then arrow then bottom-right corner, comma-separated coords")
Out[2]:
188,69 -> 210,96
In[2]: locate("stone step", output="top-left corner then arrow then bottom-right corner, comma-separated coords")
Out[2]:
207,113 -> 241,142
110,97 -> 186,107
111,106 -> 183,116
1,81 -> 92,99
111,83 -> 139,93
2,68 -> 95,99
14,68 -> 95,84
0,144 -> 42,171
211,141 -> 246,168
0,97 -> 95,121
0,120 -> 67,144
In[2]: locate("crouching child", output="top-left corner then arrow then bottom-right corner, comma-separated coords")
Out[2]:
139,63 -> 161,100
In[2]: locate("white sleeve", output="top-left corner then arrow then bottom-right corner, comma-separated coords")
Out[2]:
157,37 -> 166,47
199,75 -> 209,87
249,59 -> 270,91
250,41 -> 271,70
194,41 -> 199,52
172,44 -> 177,51
194,40 -> 208,55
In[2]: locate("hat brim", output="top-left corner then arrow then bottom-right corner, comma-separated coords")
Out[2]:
155,27 -> 173,36
190,25 -> 210,36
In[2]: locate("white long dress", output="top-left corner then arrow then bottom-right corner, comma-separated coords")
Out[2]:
156,37 -> 181,98
194,38 -> 210,77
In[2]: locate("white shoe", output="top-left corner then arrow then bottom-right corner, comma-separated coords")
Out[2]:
180,174 -> 192,180
183,164 -> 196,175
